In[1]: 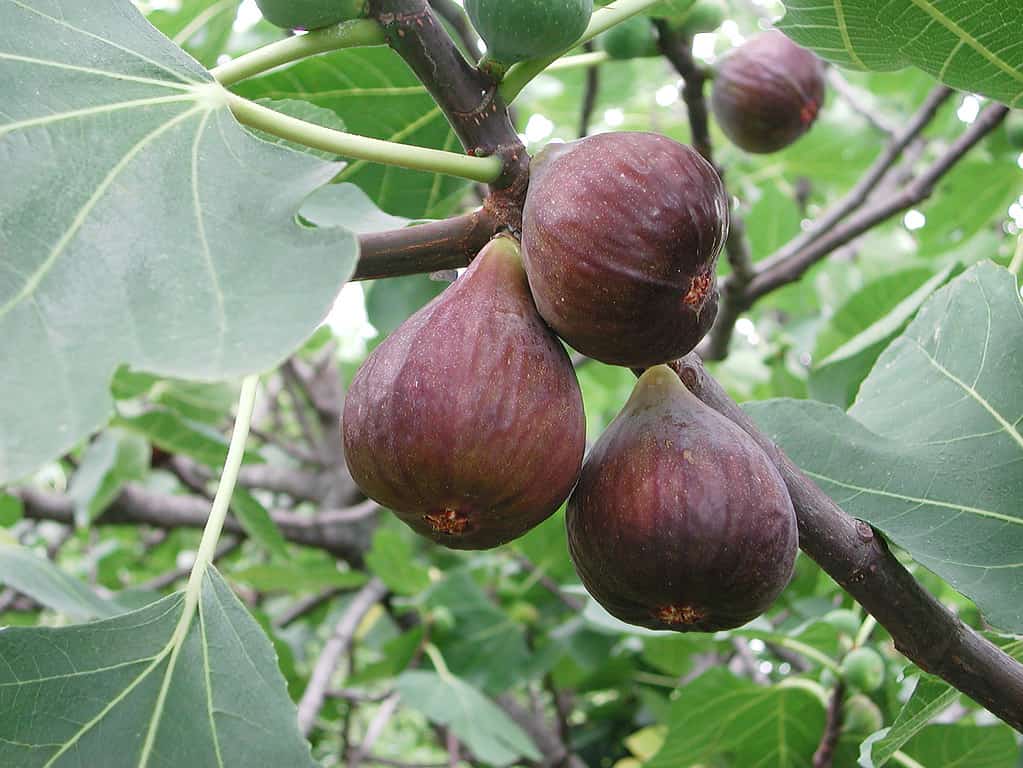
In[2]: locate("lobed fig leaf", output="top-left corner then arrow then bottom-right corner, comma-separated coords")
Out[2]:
255,0 -> 367,30
711,31 -> 826,154
522,132 -> 728,368
567,366 -> 798,632
466,0 -> 593,69
342,236 -> 586,550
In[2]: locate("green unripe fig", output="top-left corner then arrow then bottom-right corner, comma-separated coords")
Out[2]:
255,0 -> 367,30
841,647 -> 885,693
601,16 -> 659,59
1006,110 -> 1023,149
508,601 -> 541,625
823,609 -> 860,638
466,0 -> 593,68
668,0 -> 726,34
842,694 -> 884,734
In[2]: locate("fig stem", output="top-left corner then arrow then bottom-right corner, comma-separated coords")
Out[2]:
210,20 -> 387,86
223,92 -> 504,183
424,643 -> 455,683
853,615 -> 877,649
773,637 -> 842,673
499,0 -> 665,102
1009,234 -> 1023,277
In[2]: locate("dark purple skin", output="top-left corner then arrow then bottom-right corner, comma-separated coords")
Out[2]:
521,132 -> 729,368
711,30 -> 826,154
567,366 -> 798,632
342,236 -> 586,550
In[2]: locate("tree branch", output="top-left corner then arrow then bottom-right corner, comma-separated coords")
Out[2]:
368,0 -> 528,192
298,577 -> 389,735
746,102 -> 1008,300
355,208 -> 500,280
15,485 -> 376,566
669,353 -> 1023,731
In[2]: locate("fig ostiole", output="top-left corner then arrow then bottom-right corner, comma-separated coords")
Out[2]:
711,30 -> 826,154
566,365 -> 798,632
522,132 -> 729,368
342,236 -> 586,550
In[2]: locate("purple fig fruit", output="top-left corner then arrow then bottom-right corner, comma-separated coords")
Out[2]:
521,132 -> 728,368
711,31 -> 826,154
567,365 -> 797,631
342,236 -> 586,550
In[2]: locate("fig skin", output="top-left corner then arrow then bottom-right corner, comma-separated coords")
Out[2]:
566,365 -> 798,632
521,132 -> 729,368
342,236 -> 586,550
711,31 -> 826,154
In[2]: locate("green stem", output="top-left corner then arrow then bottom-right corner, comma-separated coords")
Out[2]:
547,50 -> 610,72
210,20 -> 387,86
425,643 -> 456,684
774,636 -> 842,673
181,375 -> 260,611
891,751 -> 927,768
1009,234 -> 1023,277
500,0 -> 664,101
854,615 -> 878,648
224,92 -> 504,183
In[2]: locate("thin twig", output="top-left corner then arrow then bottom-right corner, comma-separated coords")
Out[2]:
298,577 -> 389,735
347,692 -> 402,767
826,69 -> 899,136
812,680 -> 846,768
578,42 -> 601,138
746,103 -> 1008,300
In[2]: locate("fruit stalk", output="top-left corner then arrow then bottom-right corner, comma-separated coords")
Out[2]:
223,93 -> 504,183
669,353 -> 1023,731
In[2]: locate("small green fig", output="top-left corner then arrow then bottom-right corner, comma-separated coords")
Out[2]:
522,132 -> 728,368
669,0 -> 726,34
466,0 -> 593,69
601,16 -> 659,60
711,31 -> 825,154
823,609 -> 861,638
841,647 -> 885,693
255,0 -> 367,30
842,694 -> 884,734
567,366 -> 798,632
343,237 -> 586,550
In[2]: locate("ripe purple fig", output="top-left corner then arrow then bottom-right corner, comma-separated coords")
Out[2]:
711,31 -> 825,154
521,132 -> 729,368
342,236 -> 586,550
567,365 -> 797,632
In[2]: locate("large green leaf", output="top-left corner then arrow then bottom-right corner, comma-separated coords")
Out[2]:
647,669 -> 826,767
0,568 -> 316,767
0,0 -> 357,484
748,262 -> 1023,630
901,723 -> 1019,767
235,47 -> 470,218
395,670 -> 541,766
779,0 -> 1023,107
